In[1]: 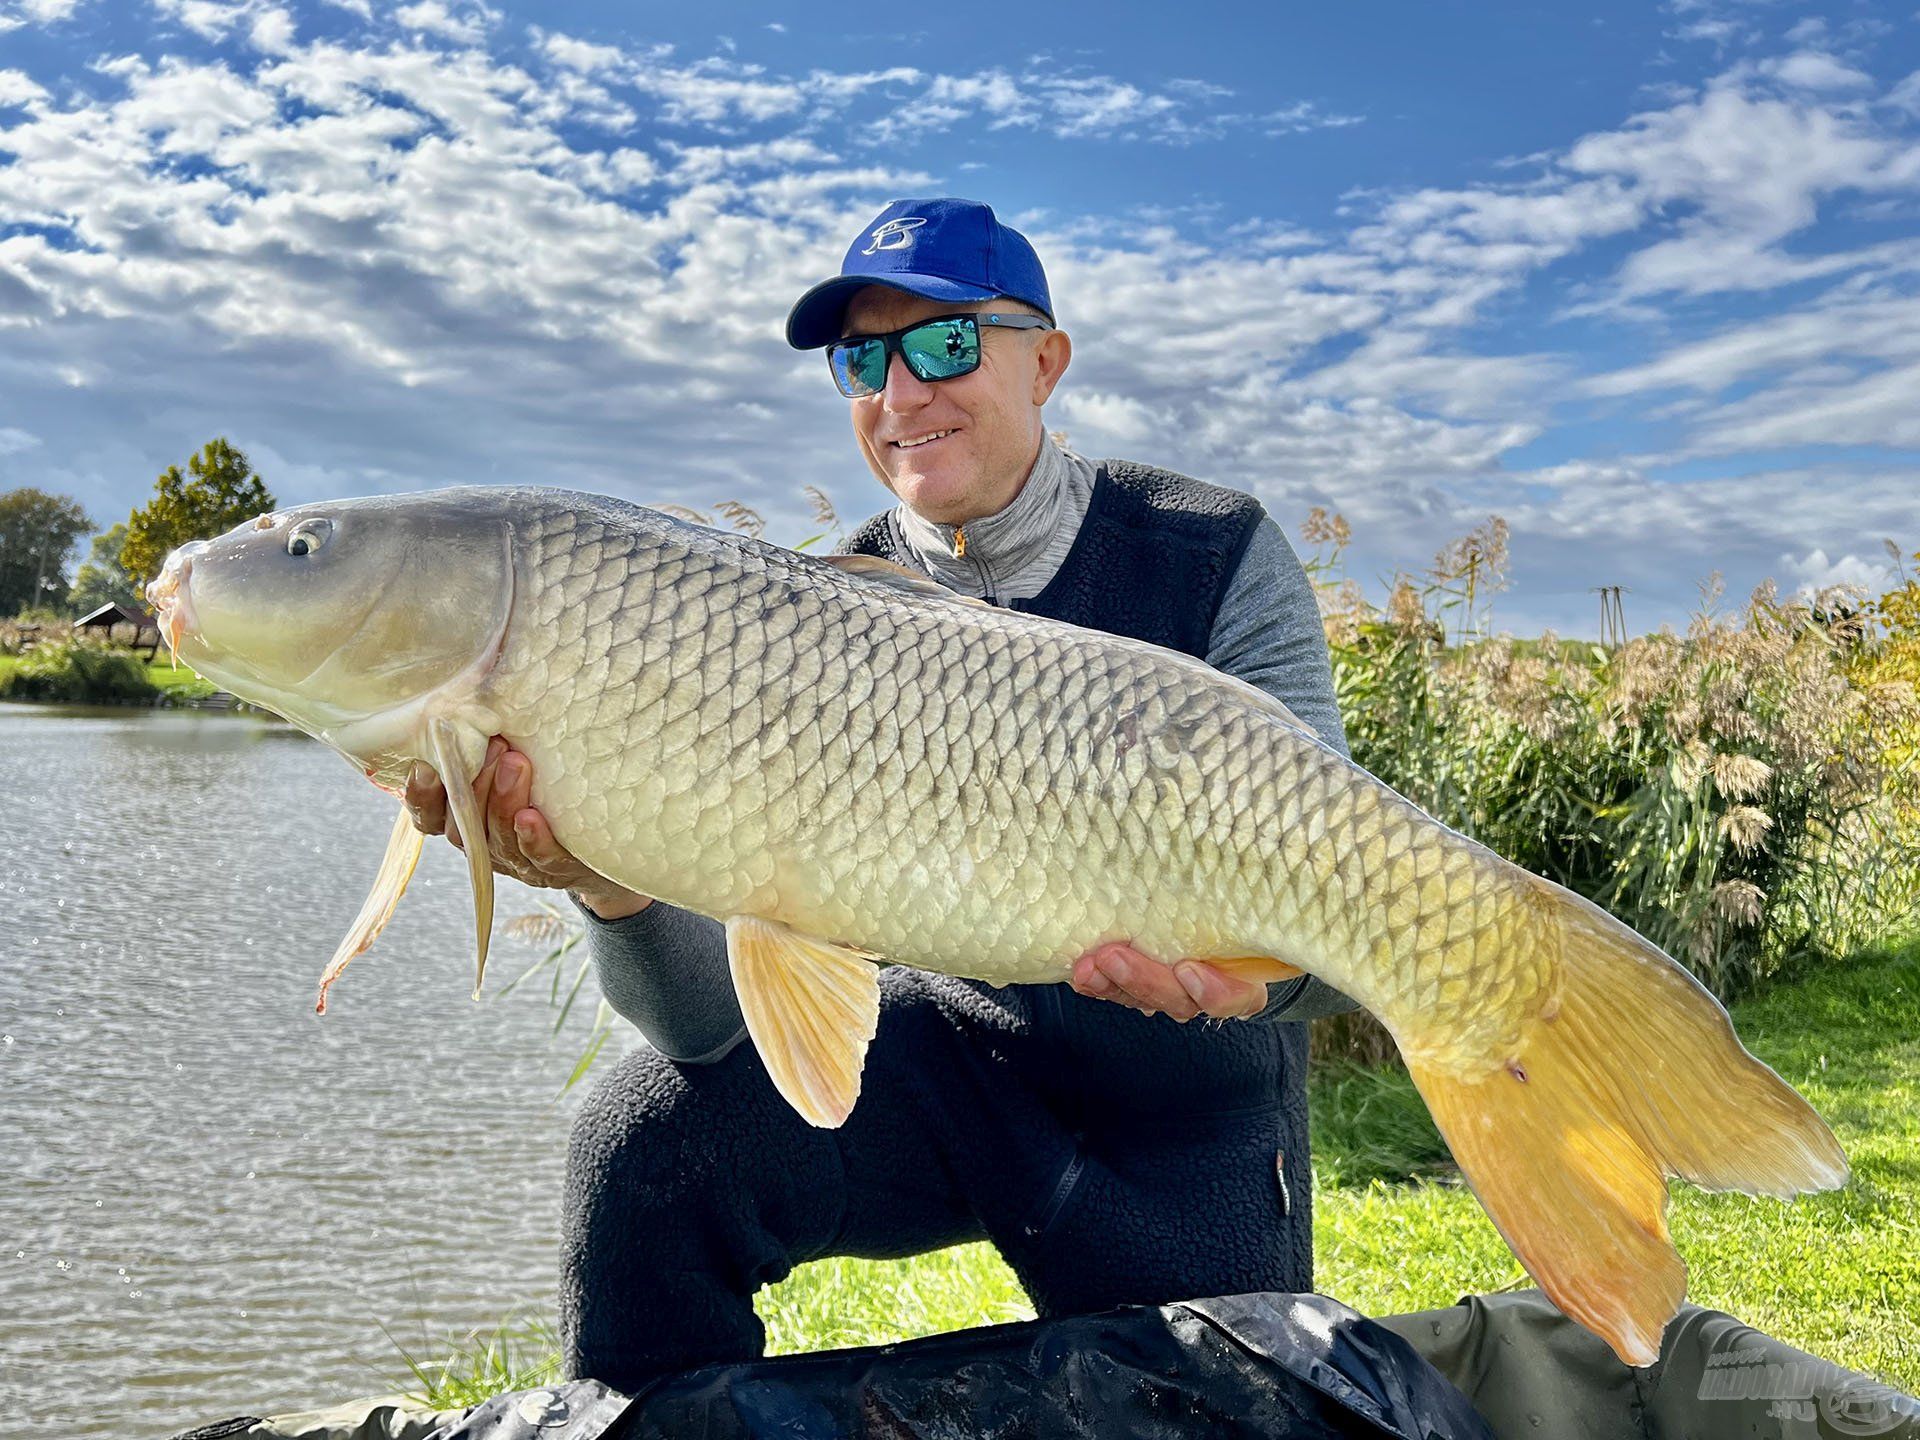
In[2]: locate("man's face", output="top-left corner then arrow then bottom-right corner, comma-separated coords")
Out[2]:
839,286 -> 1070,527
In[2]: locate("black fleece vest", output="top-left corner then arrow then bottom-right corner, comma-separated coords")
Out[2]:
843,462 -> 1310,1127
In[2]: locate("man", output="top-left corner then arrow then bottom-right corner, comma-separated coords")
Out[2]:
404,198 -> 1356,1392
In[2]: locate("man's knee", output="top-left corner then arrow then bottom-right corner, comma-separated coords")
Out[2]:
566,1045 -> 713,1210
562,1040 -> 844,1270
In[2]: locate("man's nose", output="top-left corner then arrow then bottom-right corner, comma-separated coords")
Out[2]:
880,353 -> 934,411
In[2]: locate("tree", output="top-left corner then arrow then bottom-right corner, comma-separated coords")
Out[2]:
0,488 -> 94,617
70,522 -> 143,614
119,438 -> 277,585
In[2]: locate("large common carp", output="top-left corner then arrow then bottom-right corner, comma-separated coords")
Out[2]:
146,487 -> 1846,1366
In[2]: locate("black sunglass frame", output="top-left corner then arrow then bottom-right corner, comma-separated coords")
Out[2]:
827,312 -> 1054,398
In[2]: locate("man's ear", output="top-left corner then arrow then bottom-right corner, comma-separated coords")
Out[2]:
1031,328 -> 1072,406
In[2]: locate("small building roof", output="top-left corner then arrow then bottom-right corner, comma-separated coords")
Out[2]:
74,602 -> 154,630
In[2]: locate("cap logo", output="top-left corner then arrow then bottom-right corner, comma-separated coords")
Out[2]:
862,217 -> 926,254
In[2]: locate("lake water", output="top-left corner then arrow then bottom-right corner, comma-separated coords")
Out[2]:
0,703 -> 623,1432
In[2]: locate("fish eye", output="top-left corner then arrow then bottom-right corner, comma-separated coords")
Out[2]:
287,518 -> 333,558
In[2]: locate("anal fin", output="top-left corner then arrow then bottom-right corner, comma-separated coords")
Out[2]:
315,804 -> 426,1014
725,916 -> 882,1128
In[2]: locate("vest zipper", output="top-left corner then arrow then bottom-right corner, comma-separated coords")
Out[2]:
952,525 -> 998,605
1026,1145 -> 1087,1238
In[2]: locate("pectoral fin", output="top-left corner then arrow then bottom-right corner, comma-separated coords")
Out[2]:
725,916 -> 882,1128
315,804 -> 426,1014
430,717 -> 495,1001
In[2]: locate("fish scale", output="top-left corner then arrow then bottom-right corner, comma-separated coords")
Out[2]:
148,485 -> 1850,1368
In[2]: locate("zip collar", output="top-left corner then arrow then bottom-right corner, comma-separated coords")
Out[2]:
892,436 -> 1095,603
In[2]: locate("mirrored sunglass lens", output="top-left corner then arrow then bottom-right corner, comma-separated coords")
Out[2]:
902,319 -> 978,380
830,340 -> 887,396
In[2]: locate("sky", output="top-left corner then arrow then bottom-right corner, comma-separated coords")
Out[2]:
1,0 -> 1917,634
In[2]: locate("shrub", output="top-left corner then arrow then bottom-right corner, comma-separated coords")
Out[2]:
1305,516 -> 1920,1011
1852,547 -> 1920,816
0,638 -> 157,704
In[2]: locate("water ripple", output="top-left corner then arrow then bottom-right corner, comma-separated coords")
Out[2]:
0,705 -> 623,1432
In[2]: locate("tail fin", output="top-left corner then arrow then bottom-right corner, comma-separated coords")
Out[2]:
1402,880 -> 1848,1368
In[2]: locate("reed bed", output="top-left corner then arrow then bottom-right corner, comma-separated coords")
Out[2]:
1307,516 -> 1919,1017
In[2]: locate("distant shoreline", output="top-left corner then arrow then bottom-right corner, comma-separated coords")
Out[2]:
0,650 -> 240,708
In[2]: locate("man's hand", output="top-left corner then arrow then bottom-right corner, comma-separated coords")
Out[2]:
402,736 -> 652,921
1069,941 -> 1268,1021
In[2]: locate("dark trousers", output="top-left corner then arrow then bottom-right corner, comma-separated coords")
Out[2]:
559,966 -> 1310,1391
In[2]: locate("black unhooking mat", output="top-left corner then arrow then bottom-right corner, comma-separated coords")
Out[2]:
431,1293 -> 1492,1440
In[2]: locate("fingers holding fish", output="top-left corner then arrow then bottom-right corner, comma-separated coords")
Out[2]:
403,758 -> 448,836
1171,961 -> 1269,1020
404,737 -> 504,847
480,742 -> 652,919
484,745 -> 573,886
1069,942 -> 1267,1022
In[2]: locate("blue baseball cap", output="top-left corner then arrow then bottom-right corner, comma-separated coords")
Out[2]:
785,197 -> 1053,350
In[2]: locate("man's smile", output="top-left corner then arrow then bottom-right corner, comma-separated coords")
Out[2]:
891,428 -> 958,450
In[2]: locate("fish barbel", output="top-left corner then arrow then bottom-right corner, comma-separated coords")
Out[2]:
146,486 -> 1847,1366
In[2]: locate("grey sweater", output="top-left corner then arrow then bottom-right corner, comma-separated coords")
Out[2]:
577,440 -> 1358,1062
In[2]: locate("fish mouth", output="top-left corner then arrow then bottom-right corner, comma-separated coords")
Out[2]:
145,547 -> 200,664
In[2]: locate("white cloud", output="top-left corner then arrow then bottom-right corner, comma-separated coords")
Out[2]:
1781,545 -> 1895,596
1887,69 -> 1920,116
1586,293 -> 1920,395
1673,18 -> 1743,48
634,56 -> 807,126
534,27 -> 633,76
503,42 -> 1356,147
151,0 -> 261,42
1761,50 -> 1875,93
0,68 -> 48,106
0,0 -> 81,29
248,6 -> 295,55
1051,390 -> 1168,449
393,0 -> 496,45
1690,359 -> 1920,451
0,426 -> 41,455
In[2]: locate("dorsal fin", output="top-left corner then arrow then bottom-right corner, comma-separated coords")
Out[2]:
822,554 -> 990,607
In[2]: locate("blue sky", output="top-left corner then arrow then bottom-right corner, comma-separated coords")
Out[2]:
2,0 -> 1917,632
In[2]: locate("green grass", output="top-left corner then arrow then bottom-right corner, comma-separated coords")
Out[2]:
398,934 -> 1920,1403
142,653 -> 217,700
386,1318 -> 564,1408
758,1245 -> 1034,1357
0,650 -> 217,702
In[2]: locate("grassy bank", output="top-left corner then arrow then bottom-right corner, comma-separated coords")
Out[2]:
406,933 -> 1919,1403
140,654 -> 217,701
0,649 -> 218,703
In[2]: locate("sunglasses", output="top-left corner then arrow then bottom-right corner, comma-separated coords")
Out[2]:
827,312 -> 1053,398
